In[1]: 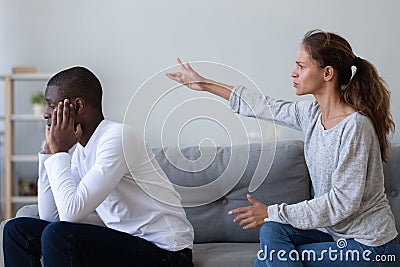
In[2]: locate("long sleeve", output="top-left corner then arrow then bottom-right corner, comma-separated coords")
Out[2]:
38,120 -> 194,251
43,129 -> 128,222
266,113 -> 397,246
267,124 -> 369,229
38,152 -> 59,221
229,85 -> 318,132
230,84 -> 396,246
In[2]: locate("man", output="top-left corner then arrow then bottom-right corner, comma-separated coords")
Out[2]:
3,66 -> 194,266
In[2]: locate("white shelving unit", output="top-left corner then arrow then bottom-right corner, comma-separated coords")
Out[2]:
1,73 -> 52,218
0,117 -> 4,220
11,114 -> 43,121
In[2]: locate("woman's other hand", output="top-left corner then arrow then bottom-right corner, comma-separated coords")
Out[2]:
228,194 -> 269,230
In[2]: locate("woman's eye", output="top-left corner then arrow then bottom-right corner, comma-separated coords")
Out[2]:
299,65 -> 304,69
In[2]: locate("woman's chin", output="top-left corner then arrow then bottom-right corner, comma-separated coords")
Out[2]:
295,89 -> 303,96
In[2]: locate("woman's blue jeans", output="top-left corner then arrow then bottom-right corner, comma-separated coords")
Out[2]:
3,217 -> 193,267
254,221 -> 400,267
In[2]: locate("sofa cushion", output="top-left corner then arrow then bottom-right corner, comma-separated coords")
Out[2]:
154,140 -> 311,243
193,243 -> 259,267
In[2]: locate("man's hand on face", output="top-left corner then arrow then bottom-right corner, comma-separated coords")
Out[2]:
45,99 -> 83,154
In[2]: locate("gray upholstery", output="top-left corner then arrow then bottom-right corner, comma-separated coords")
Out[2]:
154,140 -> 311,243
192,243 -> 260,267
1,140 -> 399,267
384,143 -> 400,233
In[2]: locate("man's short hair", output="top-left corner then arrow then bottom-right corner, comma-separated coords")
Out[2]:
47,66 -> 103,110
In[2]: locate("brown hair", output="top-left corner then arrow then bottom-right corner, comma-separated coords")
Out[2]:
302,29 -> 394,162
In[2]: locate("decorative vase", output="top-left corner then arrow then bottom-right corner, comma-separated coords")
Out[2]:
32,103 -> 45,116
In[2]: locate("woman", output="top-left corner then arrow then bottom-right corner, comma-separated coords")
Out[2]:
166,29 -> 400,266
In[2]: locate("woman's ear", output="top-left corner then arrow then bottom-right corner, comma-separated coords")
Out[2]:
73,98 -> 85,114
323,66 -> 335,82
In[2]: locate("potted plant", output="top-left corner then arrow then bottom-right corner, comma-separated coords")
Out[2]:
30,92 -> 46,115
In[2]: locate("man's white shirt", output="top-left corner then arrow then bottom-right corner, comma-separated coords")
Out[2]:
38,120 -> 194,251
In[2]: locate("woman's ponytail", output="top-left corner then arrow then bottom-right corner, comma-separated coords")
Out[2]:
342,57 -> 394,162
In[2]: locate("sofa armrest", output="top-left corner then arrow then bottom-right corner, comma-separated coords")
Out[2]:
0,205 -> 42,267
0,205 -> 105,267
15,204 -> 106,227
0,219 -> 12,267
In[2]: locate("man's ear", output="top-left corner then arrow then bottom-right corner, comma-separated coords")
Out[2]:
323,66 -> 334,82
73,98 -> 85,114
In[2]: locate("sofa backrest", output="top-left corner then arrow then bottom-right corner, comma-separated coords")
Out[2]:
153,140 -> 312,243
383,143 -> 400,234
11,141 -> 399,245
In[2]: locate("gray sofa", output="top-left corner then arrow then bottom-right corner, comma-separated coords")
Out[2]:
1,140 -> 399,267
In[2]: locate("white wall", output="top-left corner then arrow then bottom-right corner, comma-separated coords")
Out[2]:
1,0 -> 399,147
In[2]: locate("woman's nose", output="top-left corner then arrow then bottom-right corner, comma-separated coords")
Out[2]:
291,69 -> 298,78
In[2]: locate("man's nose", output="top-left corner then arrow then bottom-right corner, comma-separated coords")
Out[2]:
43,107 -> 51,119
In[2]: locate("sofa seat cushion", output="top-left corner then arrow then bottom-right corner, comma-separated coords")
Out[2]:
193,243 -> 259,267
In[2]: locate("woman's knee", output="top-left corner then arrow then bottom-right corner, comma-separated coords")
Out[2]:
260,221 -> 290,237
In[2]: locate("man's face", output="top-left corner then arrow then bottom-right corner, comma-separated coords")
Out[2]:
44,85 -> 68,128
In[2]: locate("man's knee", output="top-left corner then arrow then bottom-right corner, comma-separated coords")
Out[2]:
3,218 -> 18,238
41,221 -> 69,243
4,217 -> 34,237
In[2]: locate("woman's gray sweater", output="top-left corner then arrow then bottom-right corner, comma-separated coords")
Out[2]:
230,85 -> 397,246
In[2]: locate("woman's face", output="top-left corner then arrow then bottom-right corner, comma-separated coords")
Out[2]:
291,44 -> 326,96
